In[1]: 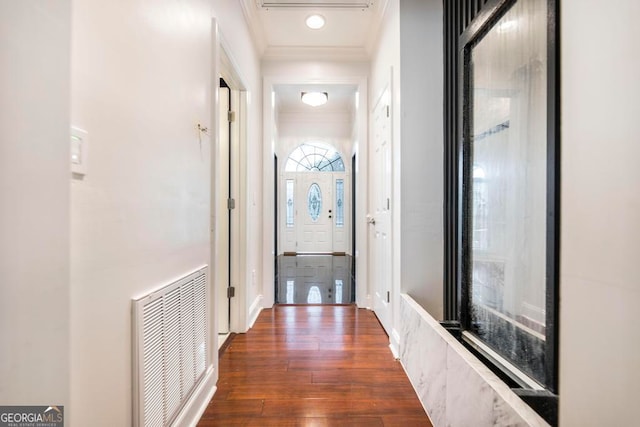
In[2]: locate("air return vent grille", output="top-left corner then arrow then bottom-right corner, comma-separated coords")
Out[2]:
132,267 -> 209,427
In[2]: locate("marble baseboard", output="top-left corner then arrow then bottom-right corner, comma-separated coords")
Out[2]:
399,294 -> 549,427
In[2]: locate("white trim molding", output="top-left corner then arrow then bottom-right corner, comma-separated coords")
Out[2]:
169,366 -> 217,427
262,46 -> 369,62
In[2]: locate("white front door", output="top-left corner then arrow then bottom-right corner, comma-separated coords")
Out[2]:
280,172 -> 349,254
370,86 -> 392,334
297,173 -> 333,253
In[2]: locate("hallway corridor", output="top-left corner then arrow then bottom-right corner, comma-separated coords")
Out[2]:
198,305 -> 431,426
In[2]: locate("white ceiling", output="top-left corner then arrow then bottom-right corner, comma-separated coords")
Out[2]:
240,1 -> 378,115
241,0 -> 387,61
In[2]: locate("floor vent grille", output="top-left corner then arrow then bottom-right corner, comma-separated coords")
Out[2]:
132,267 -> 209,427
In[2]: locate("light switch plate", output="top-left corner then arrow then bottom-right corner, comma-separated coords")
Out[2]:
71,126 -> 89,176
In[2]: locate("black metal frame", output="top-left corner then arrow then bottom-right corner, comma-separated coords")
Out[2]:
444,0 -> 493,322
274,154 -> 279,302
352,154 -> 357,295
444,0 -> 560,422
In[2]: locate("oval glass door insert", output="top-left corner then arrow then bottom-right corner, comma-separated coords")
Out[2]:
307,183 -> 322,222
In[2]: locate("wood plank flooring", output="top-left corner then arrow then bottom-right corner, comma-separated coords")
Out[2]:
198,305 -> 432,427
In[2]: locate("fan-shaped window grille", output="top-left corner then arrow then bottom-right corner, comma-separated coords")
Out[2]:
285,142 -> 345,172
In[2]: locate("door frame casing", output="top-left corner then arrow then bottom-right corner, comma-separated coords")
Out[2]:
369,79 -> 393,336
212,39 -> 249,335
262,74 -> 369,309
216,81 -> 232,336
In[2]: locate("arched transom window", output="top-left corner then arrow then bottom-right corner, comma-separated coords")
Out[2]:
285,142 -> 345,172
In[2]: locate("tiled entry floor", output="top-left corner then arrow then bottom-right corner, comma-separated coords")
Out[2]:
275,255 -> 355,304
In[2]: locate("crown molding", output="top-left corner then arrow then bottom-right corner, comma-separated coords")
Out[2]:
262,45 -> 370,62
279,111 -> 353,120
258,0 -> 373,8
364,0 -> 389,55
240,0 -> 267,56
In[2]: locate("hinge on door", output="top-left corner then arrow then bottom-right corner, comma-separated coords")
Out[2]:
387,291 -> 390,303
227,198 -> 235,210
228,111 -> 236,123
387,198 -> 390,210
227,286 -> 235,298
386,105 -> 390,118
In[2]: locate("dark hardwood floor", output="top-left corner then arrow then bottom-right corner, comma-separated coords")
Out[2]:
198,305 -> 432,426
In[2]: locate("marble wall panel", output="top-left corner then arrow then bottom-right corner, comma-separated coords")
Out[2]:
399,294 -> 548,427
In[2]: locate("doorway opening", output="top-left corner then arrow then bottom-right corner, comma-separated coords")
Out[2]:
214,53 -> 247,346
216,77 -> 239,348
263,78 -> 368,308
278,141 -> 351,255
275,141 -> 353,305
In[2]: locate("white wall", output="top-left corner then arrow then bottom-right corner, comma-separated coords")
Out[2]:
279,112 -> 354,142
69,0 -> 261,425
370,0 -> 400,110
214,2 -> 264,330
369,0 -> 443,348
369,0 -> 400,340
559,0 -> 640,424
398,0 -> 443,319
0,0 -> 71,407
277,110 -> 354,164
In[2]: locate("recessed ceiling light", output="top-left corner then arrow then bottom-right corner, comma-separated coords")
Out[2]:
305,14 -> 325,30
301,92 -> 328,107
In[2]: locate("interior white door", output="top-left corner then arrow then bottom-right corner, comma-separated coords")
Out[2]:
370,87 -> 392,334
217,84 -> 230,335
297,173 -> 333,253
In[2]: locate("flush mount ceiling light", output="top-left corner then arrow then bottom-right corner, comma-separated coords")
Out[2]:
497,19 -> 518,33
305,14 -> 325,29
301,91 -> 328,107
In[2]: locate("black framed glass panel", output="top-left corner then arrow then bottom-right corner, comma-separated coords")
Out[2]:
459,0 -> 558,392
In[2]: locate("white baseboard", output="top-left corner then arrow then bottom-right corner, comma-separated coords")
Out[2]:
389,328 -> 401,359
248,294 -> 263,328
170,365 -> 217,427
